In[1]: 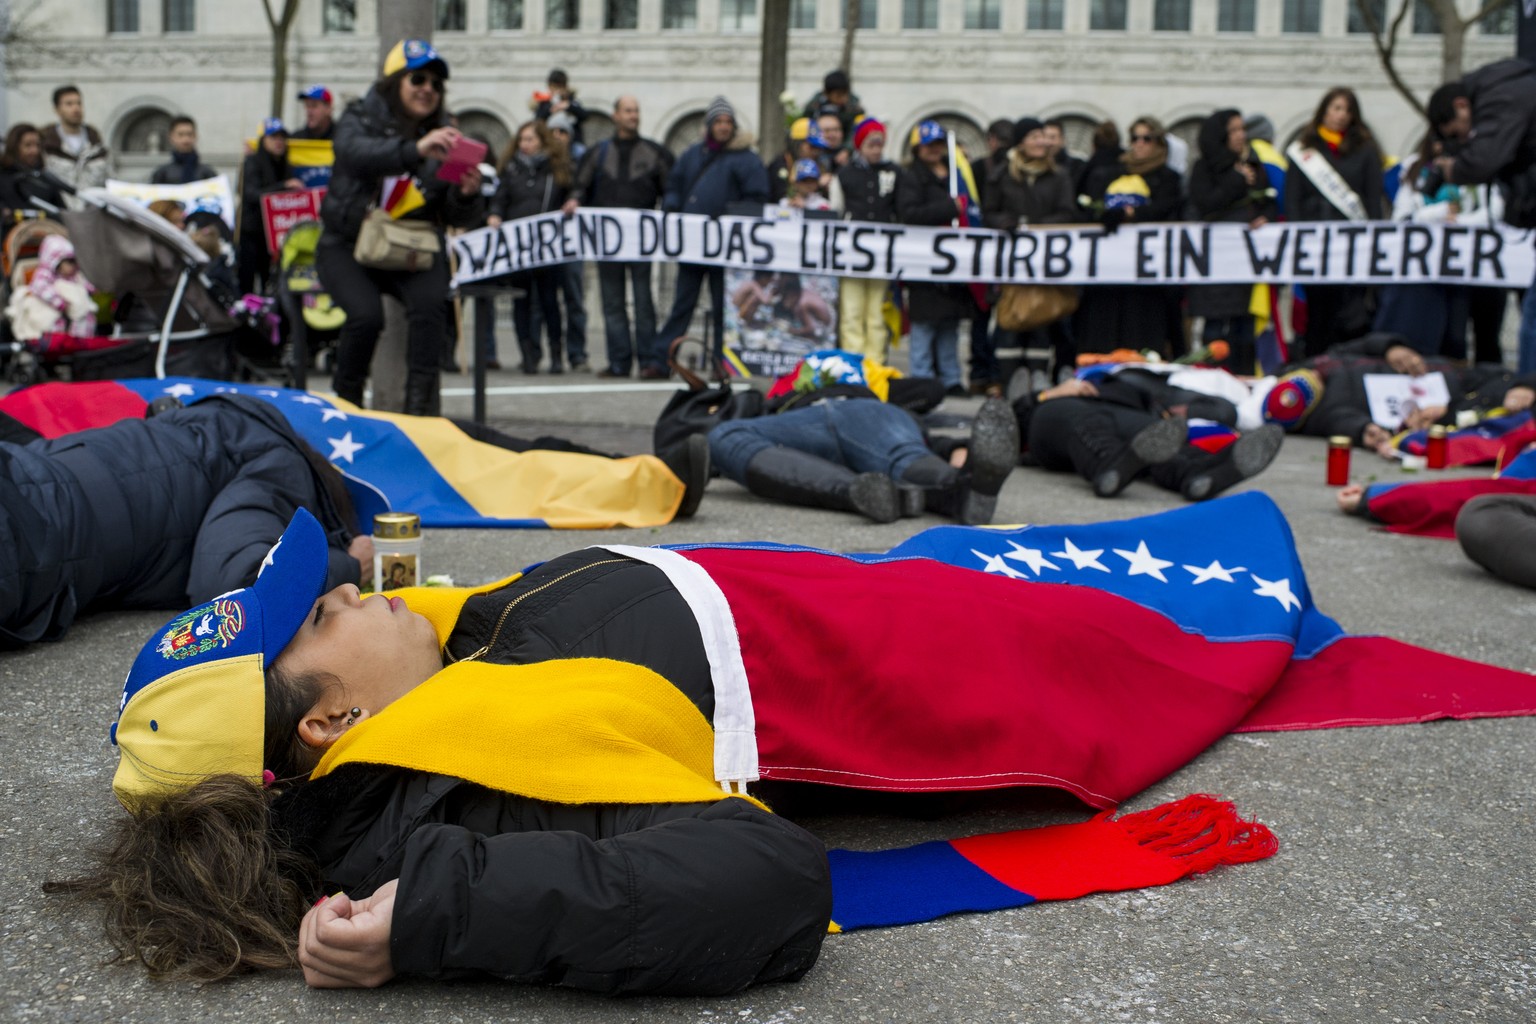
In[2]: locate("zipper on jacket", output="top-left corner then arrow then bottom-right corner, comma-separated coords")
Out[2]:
445,558 -> 629,664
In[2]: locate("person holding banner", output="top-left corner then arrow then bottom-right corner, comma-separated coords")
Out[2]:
1187,109 -> 1278,375
317,40 -> 484,416
1075,117 -> 1185,359
896,121 -> 978,396
656,97 -> 769,376
1283,88 -> 1385,359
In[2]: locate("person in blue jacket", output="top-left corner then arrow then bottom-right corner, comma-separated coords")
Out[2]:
654,96 -> 770,376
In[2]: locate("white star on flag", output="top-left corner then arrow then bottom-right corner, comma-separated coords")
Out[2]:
1004,541 -> 1058,576
1251,574 -> 1302,612
1051,537 -> 1109,572
321,408 -> 349,423
257,389 -> 280,398
291,395 -> 326,406
1114,540 -> 1174,582
163,383 -> 195,398
327,431 -> 365,464
258,538 -> 281,578
1183,559 -> 1246,585
973,550 -> 1027,579
214,386 -> 239,393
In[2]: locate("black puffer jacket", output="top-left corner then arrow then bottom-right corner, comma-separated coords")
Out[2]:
981,155 -> 1079,230
276,550 -> 831,996
320,86 -> 483,243
0,396 -> 360,647
1283,134 -> 1385,222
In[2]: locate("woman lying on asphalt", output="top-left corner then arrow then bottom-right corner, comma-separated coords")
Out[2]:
54,506 -> 1300,994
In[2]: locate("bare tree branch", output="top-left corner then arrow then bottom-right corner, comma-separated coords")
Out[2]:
840,0 -> 860,77
1355,0 -> 1427,119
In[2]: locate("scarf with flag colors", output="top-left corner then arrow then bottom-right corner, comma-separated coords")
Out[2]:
0,378 -> 683,528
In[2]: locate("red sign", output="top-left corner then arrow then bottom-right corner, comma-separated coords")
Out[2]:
261,188 -> 326,254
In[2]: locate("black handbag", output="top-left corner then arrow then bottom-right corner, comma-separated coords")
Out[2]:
652,338 -> 764,452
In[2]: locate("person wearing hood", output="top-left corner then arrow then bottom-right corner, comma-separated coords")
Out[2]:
315,40 -> 485,416
487,119 -> 572,374
5,234 -> 95,341
1076,117 -> 1186,357
239,119 -> 305,295
656,96 -> 769,375
1186,109 -> 1278,375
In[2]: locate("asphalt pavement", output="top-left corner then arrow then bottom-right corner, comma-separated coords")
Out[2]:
1,371 -> 1532,1024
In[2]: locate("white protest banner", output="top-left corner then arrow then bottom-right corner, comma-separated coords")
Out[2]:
1364,372 -> 1453,430
106,175 -> 237,230
450,210 -> 1536,289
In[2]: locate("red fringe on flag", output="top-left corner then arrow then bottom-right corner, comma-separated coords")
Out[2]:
1114,793 -> 1279,874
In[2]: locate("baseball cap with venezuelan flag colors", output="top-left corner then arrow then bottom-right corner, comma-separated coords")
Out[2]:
382,38 -> 450,80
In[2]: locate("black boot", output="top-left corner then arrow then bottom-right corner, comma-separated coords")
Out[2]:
403,369 -> 442,417
1156,423 -> 1285,501
1069,414 -> 1188,498
897,453 -> 958,520
743,446 -> 901,523
909,398 -> 1020,525
655,433 -> 711,518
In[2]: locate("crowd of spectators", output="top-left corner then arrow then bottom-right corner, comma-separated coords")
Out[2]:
4,56 -> 1535,404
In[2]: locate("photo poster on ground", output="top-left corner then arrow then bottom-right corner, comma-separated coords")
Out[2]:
723,268 -> 840,378
1364,372 -> 1452,430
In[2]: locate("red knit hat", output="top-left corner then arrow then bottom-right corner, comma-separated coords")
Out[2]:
853,118 -> 885,150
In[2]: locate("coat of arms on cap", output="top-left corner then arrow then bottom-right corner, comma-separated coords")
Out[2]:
156,599 -> 246,660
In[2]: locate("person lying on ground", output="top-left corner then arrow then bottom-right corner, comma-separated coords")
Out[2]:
708,395 -> 1018,525
1011,376 -> 1283,501
0,396 -> 709,647
53,504 -> 1315,992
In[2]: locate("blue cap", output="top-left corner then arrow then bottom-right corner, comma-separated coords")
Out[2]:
111,509 -> 331,808
912,120 -> 946,147
262,117 -> 288,137
793,158 -> 822,182
297,84 -> 333,104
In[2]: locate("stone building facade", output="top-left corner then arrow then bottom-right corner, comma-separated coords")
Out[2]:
3,0 -> 1517,181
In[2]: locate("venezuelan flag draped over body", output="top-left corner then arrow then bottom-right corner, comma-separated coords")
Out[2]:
1362,447 -> 1536,538
1394,410 -> 1536,467
0,378 -> 682,528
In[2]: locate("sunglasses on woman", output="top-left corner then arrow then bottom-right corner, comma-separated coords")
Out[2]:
1130,134 -> 1158,143
408,72 -> 444,92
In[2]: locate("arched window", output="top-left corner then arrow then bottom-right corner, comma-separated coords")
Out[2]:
1167,116 -> 1205,153
1047,114 -> 1100,159
664,111 -> 706,156
115,106 -> 175,155
456,110 -> 511,163
583,111 -> 616,147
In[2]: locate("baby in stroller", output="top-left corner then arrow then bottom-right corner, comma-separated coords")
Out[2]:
5,234 -> 96,341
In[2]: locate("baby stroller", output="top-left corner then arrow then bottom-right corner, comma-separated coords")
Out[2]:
274,219 -> 344,389
1,218 -> 73,375
25,188 -> 242,382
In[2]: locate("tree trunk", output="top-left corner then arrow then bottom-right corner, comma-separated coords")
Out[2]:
270,20 -> 290,117
759,0 -> 791,163
840,0 -> 860,76
1439,11 -> 1466,83
378,0 -> 436,62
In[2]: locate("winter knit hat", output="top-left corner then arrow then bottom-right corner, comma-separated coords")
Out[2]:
1262,369 -> 1324,430
705,96 -> 736,128
1012,117 -> 1045,145
546,111 -> 576,134
853,118 -> 885,150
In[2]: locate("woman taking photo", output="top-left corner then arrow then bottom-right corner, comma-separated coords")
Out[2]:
1075,117 -> 1186,357
1283,87 -> 1386,358
317,40 -> 484,416
485,120 -> 572,374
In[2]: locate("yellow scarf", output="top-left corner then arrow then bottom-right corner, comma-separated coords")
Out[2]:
312,580 -> 761,811
1316,125 -> 1343,149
